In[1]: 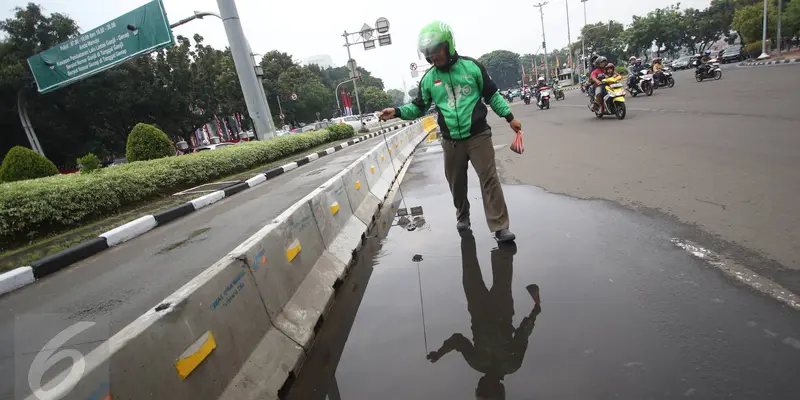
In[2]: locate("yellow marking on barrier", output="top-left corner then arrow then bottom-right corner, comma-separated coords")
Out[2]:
370,166 -> 375,174
380,155 -> 385,161
355,180 -> 361,190
286,239 -> 302,262
394,143 -> 399,148
330,202 -> 340,215
388,148 -> 393,153
175,331 -> 216,380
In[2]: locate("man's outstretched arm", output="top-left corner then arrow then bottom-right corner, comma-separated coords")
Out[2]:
426,333 -> 472,363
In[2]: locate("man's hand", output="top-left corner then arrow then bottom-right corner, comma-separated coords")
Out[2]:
379,108 -> 396,121
426,351 -> 442,363
510,119 -> 522,133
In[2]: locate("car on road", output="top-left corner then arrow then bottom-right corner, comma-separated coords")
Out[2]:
301,121 -> 333,133
672,56 -> 692,70
332,116 -> 364,131
721,46 -> 744,63
193,143 -> 235,152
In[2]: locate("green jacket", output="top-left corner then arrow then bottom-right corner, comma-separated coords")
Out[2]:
395,54 -> 514,140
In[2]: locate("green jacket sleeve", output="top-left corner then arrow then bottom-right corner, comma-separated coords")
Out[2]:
475,60 -> 515,122
395,79 -> 430,120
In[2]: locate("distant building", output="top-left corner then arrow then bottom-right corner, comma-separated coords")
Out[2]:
303,54 -> 336,69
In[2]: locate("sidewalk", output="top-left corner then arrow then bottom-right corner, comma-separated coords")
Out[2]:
287,134 -> 800,400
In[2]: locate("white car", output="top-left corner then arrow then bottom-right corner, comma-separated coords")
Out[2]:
193,143 -> 235,152
331,116 -> 365,131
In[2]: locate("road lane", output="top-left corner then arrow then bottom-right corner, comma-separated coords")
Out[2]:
288,136 -> 800,400
500,64 -> 800,290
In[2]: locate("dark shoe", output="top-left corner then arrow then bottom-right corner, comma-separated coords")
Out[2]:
457,217 -> 471,231
494,228 -> 516,242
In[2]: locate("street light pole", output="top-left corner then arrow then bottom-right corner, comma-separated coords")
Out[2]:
343,35 -> 363,118
777,0 -> 783,56
758,0 -> 770,59
216,0 -> 274,139
565,0 -> 573,70
534,2 -> 549,80
581,0 -> 588,78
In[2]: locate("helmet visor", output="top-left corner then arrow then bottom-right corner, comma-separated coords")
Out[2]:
418,30 -> 448,59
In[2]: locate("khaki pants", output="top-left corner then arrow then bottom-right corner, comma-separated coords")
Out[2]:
442,129 -> 510,232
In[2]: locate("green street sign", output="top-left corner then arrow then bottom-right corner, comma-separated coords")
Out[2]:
27,0 -> 174,93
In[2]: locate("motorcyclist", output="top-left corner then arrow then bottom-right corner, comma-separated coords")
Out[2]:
697,50 -> 712,76
628,58 -> 644,90
589,56 -> 609,112
652,57 -> 664,85
534,76 -> 547,104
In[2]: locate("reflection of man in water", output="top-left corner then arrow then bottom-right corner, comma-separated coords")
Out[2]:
427,232 -> 541,400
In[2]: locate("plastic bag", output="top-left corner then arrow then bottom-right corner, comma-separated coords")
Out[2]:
510,131 -> 524,154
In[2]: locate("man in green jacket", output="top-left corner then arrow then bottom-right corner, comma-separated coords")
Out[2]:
380,21 -> 520,242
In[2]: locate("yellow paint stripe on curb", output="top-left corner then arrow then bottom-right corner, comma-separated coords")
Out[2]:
286,239 -> 302,262
330,202 -> 340,215
176,331 -> 216,380
355,180 -> 361,190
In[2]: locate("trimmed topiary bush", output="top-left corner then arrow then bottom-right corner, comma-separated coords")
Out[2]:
77,153 -> 101,174
126,123 -> 175,162
0,146 -> 59,183
327,124 -> 356,141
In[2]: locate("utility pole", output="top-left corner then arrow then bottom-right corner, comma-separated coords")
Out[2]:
217,0 -> 274,139
534,2 -> 549,80
581,0 -> 588,78
758,0 -> 769,59
777,0 -> 783,56
342,35 -> 363,119
565,0 -> 573,71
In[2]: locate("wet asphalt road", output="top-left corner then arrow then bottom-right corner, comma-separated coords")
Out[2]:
289,114 -> 800,399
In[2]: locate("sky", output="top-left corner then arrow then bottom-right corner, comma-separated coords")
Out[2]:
2,0 -> 714,92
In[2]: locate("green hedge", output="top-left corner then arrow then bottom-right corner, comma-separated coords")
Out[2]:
126,123 -> 174,161
0,129 -> 340,248
0,146 -> 59,183
327,124 -> 355,141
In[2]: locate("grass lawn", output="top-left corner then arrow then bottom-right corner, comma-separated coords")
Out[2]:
0,129 -> 393,272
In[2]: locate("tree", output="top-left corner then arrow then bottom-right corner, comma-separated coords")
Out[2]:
386,89 -> 405,106
477,50 -> 521,90
732,0 -> 779,44
575,21 -> 627,64
783,0 -> 800,39
408,86 -> 419,99
360,86 -> 393,113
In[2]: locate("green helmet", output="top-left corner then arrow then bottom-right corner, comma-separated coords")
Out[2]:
417,21 -> 456,60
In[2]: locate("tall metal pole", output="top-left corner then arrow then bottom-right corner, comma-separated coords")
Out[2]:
565,0 -> 573,70
534,2 -> 549,80
759,0 -> 769,59
217,0 -> 273,139
343,37 -> 363,119
777,0 -> 782,56
581,0 -> 588,78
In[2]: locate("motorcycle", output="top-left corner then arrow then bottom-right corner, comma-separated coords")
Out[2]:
695,60 -> 722,82
523,92 -> 531,105
628,69 -> 654,96
654,68 -> 675,88
591,75 -> 626,120
552,82 -> 565,101
537,86 -> 551,110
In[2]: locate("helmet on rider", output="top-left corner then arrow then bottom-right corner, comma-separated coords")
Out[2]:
604,63 -> 615,74
594,56 -> 608,68
704,49 -> 712,55
629,56 -> 636,64
417,22 -> 455,67
652,57 -> 662,64
537,76 -> 545,82
635,58 -> 642,65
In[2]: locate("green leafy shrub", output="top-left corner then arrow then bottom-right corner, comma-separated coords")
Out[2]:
125,123 -> 174,162
0,129 -> 341,246
327,124 -> 355,141
0,146 -> 59,183
77,153 -> 101,174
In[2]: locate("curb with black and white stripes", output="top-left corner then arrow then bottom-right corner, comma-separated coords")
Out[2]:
739,58 -> 799,67
0,120 -> 419,296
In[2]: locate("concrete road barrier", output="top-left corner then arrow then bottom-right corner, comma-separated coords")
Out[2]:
27,117 -> 436,400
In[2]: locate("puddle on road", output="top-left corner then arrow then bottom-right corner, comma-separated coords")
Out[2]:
288,181 -> 800,400
157,227 -> 211,255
